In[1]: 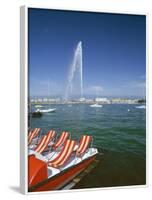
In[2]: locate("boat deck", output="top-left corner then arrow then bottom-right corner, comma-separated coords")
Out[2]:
31,147 -> 98,179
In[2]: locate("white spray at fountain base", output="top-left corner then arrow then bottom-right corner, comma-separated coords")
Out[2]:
65,41 -> 83,101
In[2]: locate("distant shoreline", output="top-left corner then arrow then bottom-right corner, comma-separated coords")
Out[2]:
29,101 -> 145,105
29,97 -> 146,105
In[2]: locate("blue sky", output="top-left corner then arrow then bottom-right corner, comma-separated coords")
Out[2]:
28,8 -> 146,98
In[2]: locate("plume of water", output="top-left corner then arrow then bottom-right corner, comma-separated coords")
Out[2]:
65,41 -> 83,100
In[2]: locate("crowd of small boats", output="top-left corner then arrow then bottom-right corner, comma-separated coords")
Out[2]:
28,128 -> 98,192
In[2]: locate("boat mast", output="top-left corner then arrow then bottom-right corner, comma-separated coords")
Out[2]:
48,79 -> 50,107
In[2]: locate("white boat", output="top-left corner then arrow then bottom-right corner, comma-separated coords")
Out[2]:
36,108 -> 56,113
90,103 -> 102,108
35,80 -> 57,113
35,105 -> 43,108
135,105 -> 146,109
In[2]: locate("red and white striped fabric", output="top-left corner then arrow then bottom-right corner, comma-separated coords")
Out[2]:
46,130 -> 56,139
28,130 -> 33,143
76,135 -> 92,157
48,139 -> 76,168
28,128 -> 41,145
28,128 -> 37,140
35,128 -> 40,137
34,135 -> 47,153
52,131 -> 69,149
34,130 -> 56,153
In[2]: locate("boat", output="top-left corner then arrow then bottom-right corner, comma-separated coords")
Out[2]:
36,80 -> 56,113
28,135 -> 98,192
135,105 -> 146,109
35,105 -> 43,108
32,111 -> 43,118
35,108 -> 56,113
90,87 -> 103,108
90,103 -> 102,108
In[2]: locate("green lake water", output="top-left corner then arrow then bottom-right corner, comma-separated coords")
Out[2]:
29,104 -> 146,188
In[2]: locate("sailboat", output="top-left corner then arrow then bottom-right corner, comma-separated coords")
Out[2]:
90,87 -> 103,108
35,80 -> 56,113
135,88 -> 146,109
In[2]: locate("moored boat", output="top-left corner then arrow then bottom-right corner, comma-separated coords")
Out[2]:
36,108 -> 56,113
28,135 -> 98,192
35,105 -> 43,108
135,105 -> 146,109
90,103 -> 102,108
32,111 -> 43,118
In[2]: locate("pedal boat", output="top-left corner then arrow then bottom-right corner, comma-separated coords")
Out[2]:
28,136 -> 98,192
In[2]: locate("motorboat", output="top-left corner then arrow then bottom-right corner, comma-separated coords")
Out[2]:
90,103 -> 102,108
28,134 -> 98,192
32,111 -> 43,118
35,108 -> 56,113
35,105 -> 43,108
135,105 -> 146,109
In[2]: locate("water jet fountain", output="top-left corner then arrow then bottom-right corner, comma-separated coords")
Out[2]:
65,41 -> 83,101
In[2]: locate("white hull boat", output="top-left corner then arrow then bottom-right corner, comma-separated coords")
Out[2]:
35,105 -> 43,108
135,105 -> 146,109
36,108 -> 56,113
90,103 -> 102,108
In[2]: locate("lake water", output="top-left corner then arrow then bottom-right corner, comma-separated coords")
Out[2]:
29,104 -> 146,188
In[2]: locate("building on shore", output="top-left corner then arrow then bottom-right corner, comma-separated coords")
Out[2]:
111,98 -> 138,104
95,97 -> 111,104
30,96 -> 142,105
48,98 -> 60,103
30,97 -> 61,104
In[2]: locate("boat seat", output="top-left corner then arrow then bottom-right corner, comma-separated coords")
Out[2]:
76,135 -> 92,157
28,128 -> 41,145
34,130 -> 56,154
51,131 -> 69,150
48,139 -> 76,168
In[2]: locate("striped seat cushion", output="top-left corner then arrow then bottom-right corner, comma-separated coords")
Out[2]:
52,131 -> 69,149
28,128 -> 40,145
34,130 -> 56,153
46,130 -> 56,139
76,135 -> 92,157
48,139 -> 76,168
34,128 -> 41,137
34,135 -> 47,153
